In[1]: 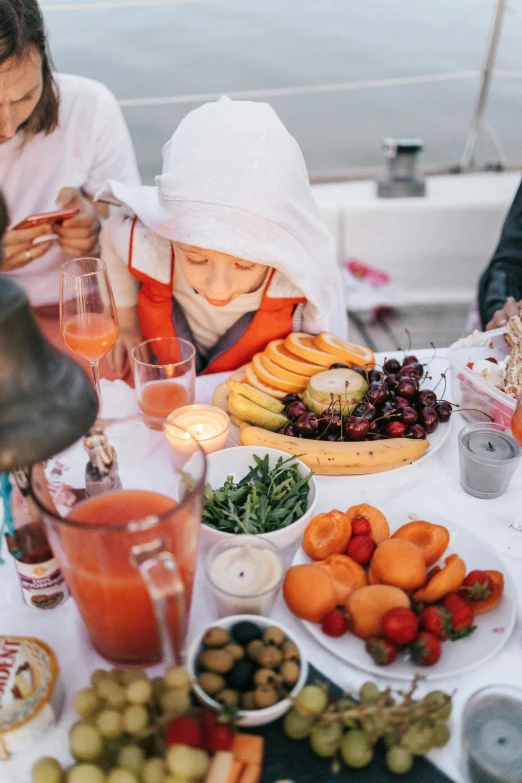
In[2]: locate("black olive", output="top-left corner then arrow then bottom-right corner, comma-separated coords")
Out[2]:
226,659 -> 256,692
231,620 -> 262,645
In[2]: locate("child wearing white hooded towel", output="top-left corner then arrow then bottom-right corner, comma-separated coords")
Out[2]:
98,96 -> 347,377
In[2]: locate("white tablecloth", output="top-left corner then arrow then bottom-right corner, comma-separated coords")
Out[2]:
2,351 -> 521,783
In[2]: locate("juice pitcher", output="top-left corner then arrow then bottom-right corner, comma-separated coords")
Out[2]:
29,415 -> 206,666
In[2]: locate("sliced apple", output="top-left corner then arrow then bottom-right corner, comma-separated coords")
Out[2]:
228,392 -> 289,432
307,368 -> 368,406
227,379 -> 285,414
314,332 -> 375,369
264,339 -> 324,377
284,332 -> 336,368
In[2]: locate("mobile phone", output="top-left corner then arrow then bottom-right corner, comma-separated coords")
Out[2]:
13,207 -> 79,230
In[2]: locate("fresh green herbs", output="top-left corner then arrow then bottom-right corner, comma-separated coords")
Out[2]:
203,454 -> 313,534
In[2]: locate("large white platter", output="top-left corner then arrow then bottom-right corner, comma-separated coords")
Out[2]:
292,514 -> 516,680
217,355 -> 453,474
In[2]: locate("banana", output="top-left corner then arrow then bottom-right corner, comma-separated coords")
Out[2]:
239,426 -> 429,474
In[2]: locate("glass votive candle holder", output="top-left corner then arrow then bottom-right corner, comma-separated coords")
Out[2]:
462,684 -> 522,783
458,422 -> 521,499
165,404 -> 230,455
205,535 -> 285,618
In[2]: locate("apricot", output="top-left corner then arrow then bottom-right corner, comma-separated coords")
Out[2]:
317,554 -> 368,604
371,539 -> 427,592
345,585 -> 411,639
391,520 -> 450,567
283,564 -> 337,623
368,563 -> 382,585
413,554 -> 466,604
303,510 -> 352,560
346,503 -> 390,544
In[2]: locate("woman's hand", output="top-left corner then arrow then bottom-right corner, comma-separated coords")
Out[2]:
107,307 -> 143,378
486,299 -> 522,330
1,223 -> 54,271
54,187 -> 101,257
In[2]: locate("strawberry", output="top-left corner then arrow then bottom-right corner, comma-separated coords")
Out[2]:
351,517 -> 371,537
365,637 -> 398,666
418,605 -> 452,641
165,715 -> 202,748
459,570 -> 495,602
411,631 -> 442,666
466,362 -> 474,370
321,609 -> 348,637
201,709 -> 234,753
381,607 -> 419,645
442,593 -> 476,639
346,534 -> 377,565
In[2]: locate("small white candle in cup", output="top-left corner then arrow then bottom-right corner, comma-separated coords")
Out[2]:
206,535 -> 285,617
165,404 -> 230,455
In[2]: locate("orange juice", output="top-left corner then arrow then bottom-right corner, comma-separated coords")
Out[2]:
65,489 -> 196,663
62,313 -> 119,362
138,380 -> 189,418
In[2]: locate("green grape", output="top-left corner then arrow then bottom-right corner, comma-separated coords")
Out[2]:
160,689 -> 191,716
107,669 -> 125,685
120,668 -> 147,686
283,709 -> 315,740
96,679 -> 121,702
106,769 -> 139,783
163,777 -> 191,783
164,667 -> 191,691
90,670 -> 110,689
67,764 -> 106,783
140,757 -> 166,783
401,725 -> 434,756
386,746 -> 414,775
309,721 -> 343,758
126,678 -> 153,705
359,682 -> 380,704
96,709 -> 124,740
31,757 -> 64,783
421,691 -> 452,721
116,745 -> 145,773
384,729 -> 401,749
295,685 -> 328,715
69,722 -> 103,762
151,677 -> 165,701
432,722 -> 451,748
166,745 -> 208,779
104,684 -> 128,710
74,688 -> 101,719
340,730 -> 373,769
122,704 -> 149,735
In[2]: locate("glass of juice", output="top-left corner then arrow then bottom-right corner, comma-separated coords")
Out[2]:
133,337 -> 196,420
60,257 -> 119,396
29,415 -> 206,666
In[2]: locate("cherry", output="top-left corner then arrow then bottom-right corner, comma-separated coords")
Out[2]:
399,363 -> 423,379
296,412 -> 319,437
279,423 -> 299,437
369,420 -> 380,433
367,382 -> 387,405
352,368 -> 368,380
403,355 -> 419,366
393,395 -> 410,409
286,400 -> 308,419
318,409 -> 342,435
419,406 -> 439,434
321,431 -> 340,442
435,401 -> 452,423
408,423 -> 427,439
396,377 -> 418,399
282,393 -> 301,406
416,389 -> 437,408
368,369 -> 383,383
399,406 -> 418,426
329,362 -> 349,369
379,401 -> 396,419
353,402 -> 376,421
384,373 -> 399,391
344,416 -> 370,441
386,420 -> 407,438
383,358 -> 401,374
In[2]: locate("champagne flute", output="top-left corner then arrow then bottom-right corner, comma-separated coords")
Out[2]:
60,257 -> 119,397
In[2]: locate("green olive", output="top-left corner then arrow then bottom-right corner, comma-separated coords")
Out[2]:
202,627 -> 230,648
198,648 -> 234,674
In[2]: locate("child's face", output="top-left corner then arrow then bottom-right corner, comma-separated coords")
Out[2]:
174,242 -> 268,306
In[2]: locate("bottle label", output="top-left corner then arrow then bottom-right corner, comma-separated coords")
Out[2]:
14,558 -> 69,610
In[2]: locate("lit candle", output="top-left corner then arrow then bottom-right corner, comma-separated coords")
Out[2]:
165,404 -> 230,455
205,535 -> 285,617
458,423 -> 521,499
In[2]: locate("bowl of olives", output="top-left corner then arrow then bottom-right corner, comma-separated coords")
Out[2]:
187,614 -> 308,727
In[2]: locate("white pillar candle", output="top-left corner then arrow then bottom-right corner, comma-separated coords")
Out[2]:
165,404 -> 230,455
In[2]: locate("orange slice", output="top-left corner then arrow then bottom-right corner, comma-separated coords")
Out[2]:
314,333 -> 375,369
243,363 -> 286,399
264,339 -> 324,378
283,332 -> 335,368
252,353 -> 307,393
259,352 -> 310,387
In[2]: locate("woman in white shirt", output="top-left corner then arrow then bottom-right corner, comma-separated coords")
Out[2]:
0,0 -> 140,377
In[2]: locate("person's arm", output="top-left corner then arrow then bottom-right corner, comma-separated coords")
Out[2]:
479,180 -> 522,329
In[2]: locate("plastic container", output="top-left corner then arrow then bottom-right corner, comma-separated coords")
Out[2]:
447,328 -> 515,427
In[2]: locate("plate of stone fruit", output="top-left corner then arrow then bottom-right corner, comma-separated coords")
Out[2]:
212,332 -> 453,475
283,504 -> 515,680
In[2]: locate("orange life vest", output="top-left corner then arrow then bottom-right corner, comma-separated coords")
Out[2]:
127,218 -> 305,374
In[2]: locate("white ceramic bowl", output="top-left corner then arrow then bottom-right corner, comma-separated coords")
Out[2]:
187,614 -> 308,727
202,446 -> 317,550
